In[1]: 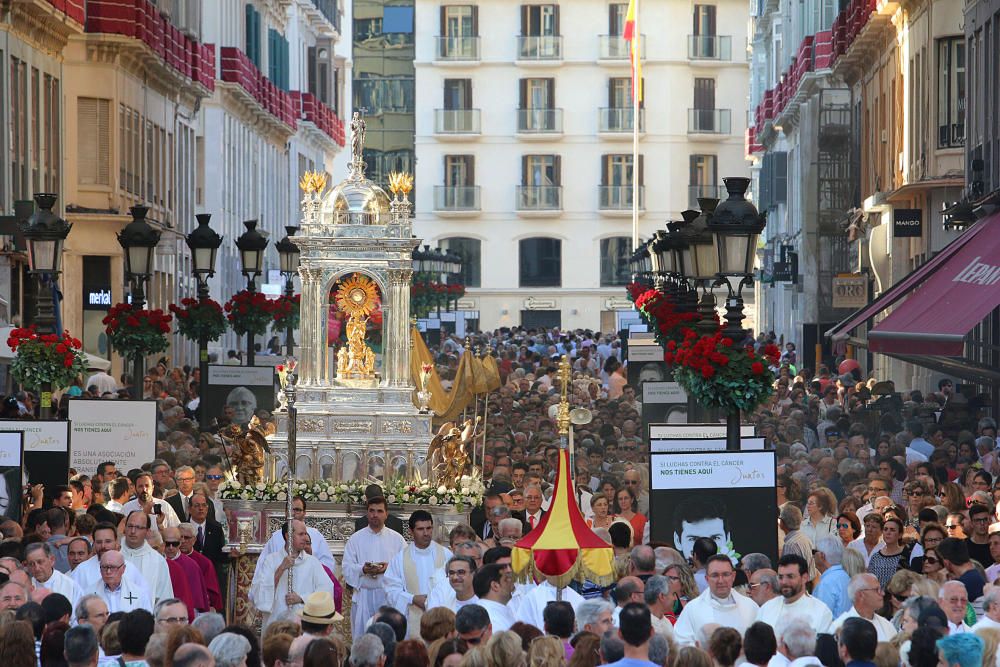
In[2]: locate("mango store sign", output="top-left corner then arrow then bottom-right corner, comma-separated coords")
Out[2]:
68,400 -> 157,472
650,451 -> 775,490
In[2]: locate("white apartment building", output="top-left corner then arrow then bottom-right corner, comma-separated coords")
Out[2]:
413,0 -> 750,332
201,0 -> 347,355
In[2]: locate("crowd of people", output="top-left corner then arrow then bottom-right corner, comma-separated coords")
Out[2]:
0,326 -> 995,667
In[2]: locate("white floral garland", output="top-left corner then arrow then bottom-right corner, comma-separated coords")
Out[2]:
218,475 -> 485,510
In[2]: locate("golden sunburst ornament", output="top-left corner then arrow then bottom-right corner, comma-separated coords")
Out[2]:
335,274 -> 379,318
299,171 -> 328,195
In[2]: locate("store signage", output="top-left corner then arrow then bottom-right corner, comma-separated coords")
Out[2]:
893,208 -> 922,237
832,274 -> 868,309
83,286 -> 112,310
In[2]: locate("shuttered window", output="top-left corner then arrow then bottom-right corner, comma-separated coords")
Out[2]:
77,97 -> 110,185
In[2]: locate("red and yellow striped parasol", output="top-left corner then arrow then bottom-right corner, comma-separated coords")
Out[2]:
511,448 -> 616,588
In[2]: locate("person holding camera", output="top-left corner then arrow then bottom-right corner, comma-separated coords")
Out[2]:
120,472 -> 180,539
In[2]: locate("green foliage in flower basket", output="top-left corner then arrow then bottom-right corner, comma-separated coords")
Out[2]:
272,294 -> 301,331
169,298 -> 227,342
7,327 -> 88,391
104,303 -> 172,357
225,290 -> 279,337
670,330 -> 779,413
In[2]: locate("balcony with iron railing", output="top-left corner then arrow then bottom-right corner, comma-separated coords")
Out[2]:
598,108 -> 646,134
435,109 -> 481,135
688,108 -> 732,134
516,185 -> 562,212
517,35 -> 562,60
688,35 -> 733,60
309,0 -> 339,33
599,185 -> 645,211
598,34 -> 645,60
437,36 -> 481,61
434,186 -> 481,212
688,184 -> 727,208
517,108 -> 563,134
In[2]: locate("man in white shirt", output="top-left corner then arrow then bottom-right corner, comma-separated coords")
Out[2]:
249,519 -> 334,627
25,542 -> 82,610
120,510 -> 174,604
71,522 -> 153,604
827,573 -> 896,641
972,587 -> 1000,631
519,579 -> 584,631
576,599 -> 614,637
642,575 -> 676,640
757,554 -> 833,633
855,479 -> 892,524
121,473 -> 179,538
103,478 -> 131,516
384,509 -> 452,637
85,368 -> 117,395
82,551 -> 152,613
770,616 -> 822,667
342,496 -> 406,639
258,496 -> 335,572
939,580 -> 971,634
426,541 -> 481,610
468,563 -> 514,631
673,555 -> 758,646
426,555 -> 478,612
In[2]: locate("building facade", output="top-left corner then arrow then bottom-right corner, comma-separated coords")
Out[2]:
0,0 -> 347,380
750,0 -> 965,385
412,0 -> 751,332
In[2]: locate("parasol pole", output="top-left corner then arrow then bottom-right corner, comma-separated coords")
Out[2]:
285,368 -> 298,595
555,356 -> 572,602
481,346 -> 490,449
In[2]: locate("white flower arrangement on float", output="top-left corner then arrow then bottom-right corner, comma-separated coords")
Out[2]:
218,472 -> 486,510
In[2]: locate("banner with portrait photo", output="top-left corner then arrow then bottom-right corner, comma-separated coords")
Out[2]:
0,431 -> 24,522
204,365 -> 276,427
649,451 -> 777,567
68,400 -> 156,474
0,420 -> 70,491
641,381 -> 689,435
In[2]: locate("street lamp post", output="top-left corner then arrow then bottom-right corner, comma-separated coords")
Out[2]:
186,213 -> 223,432
687,198 -> 722,337
235,220 -> 268,367
276,226 -> 301,357
117,204 -> 161,399
707,177 -> 766,450
20,193 -> 71,418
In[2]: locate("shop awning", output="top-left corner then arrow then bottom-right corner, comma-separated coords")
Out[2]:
865,211 -> 1000,355
827,213 -> 997,344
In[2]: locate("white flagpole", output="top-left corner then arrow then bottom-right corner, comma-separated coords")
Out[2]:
631,0 -> 641,251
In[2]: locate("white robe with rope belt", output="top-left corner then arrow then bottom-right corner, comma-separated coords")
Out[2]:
384,542 -> 452,638
342,526 -> 406,640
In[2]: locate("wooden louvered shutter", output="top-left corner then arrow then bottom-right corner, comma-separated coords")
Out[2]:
78,97 -> 110,185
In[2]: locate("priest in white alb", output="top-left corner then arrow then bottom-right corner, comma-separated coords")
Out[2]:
342,496 -> 406,640
82,551 -> 152,613
120,511 -> 174,604
258,496 -> 336,572
25,542 -> 82,610
249,519 -> 334,627
426,554 -> 480,612
384,510 -> 452,636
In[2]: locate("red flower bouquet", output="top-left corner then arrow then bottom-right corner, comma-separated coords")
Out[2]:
7,327 -> 88,390
104,303 -> 172,357
273,294 -> 301,331
631,286 -> 701,352
225,290 -> 279,337
671,331 -> 778,412
169,298 -> 227,342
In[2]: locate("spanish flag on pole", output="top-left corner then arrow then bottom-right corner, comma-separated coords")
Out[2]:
623,0 -> 642,103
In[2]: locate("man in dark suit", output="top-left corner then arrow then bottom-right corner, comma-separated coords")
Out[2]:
523,484 -> 546,533
353,484 -> 406,535
188,490 -> 229,599
165,465 -> 198,523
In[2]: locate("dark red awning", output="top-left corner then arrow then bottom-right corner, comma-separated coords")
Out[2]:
827,216 -> 993,342
867,212 -> 1000,356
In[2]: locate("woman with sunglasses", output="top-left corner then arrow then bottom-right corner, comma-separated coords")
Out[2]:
907,522 -> 946,574
920,547 -> 947,585
802,489 -> 838,545
867,516 -> 906,588
835,512 -> 861,547
663,563 -> 698,619
880,569 -> 922,624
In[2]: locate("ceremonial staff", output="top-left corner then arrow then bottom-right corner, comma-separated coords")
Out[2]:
285,368 -> 299,594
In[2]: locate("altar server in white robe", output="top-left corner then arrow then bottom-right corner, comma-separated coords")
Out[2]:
258,496 -> 336,572
426,555 -> 480,613
343,496 -> 406,640
519,579 -> 585,631
82,551 -> 152,613
25,542 -> 82,610
120,511 -> 174,604
385,509 -> 452,637
249,519 -> 334,627
425,541 -> 481,613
